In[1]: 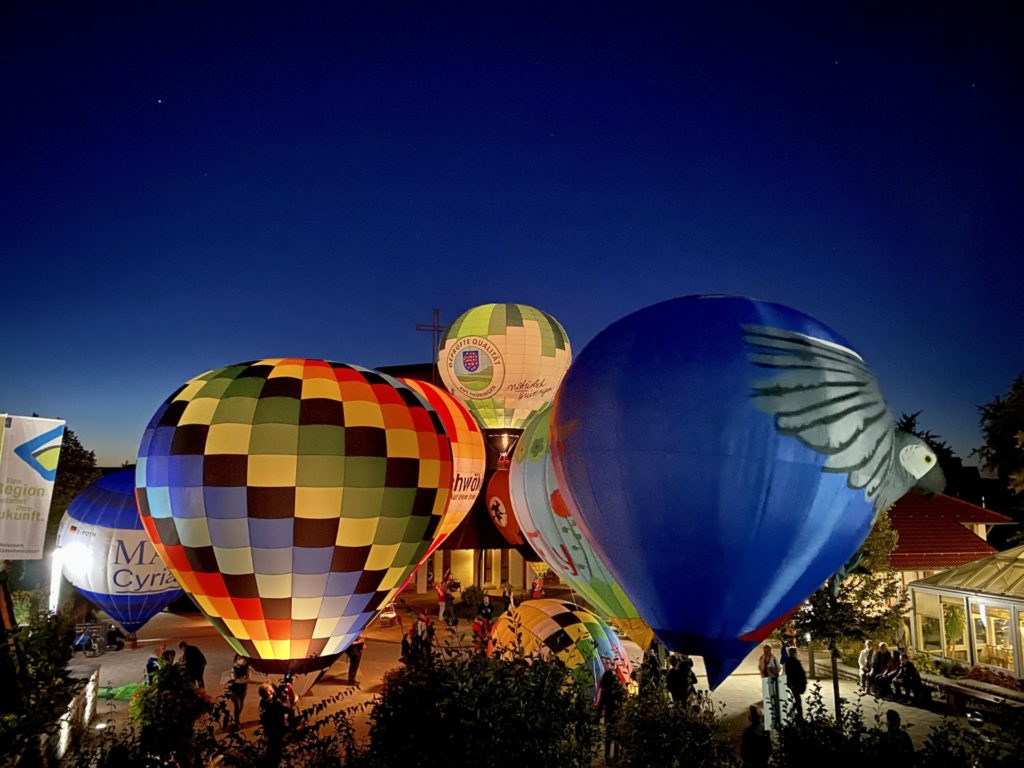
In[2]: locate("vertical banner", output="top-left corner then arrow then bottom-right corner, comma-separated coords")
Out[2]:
0,415 -> 65,560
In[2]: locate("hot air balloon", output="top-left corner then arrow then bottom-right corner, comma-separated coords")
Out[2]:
509,405 -> 652,649
438,303 -> 572,459
399,378 -> 486,552
56,470 -> 182,632
483,464 -> 524,546
491,599 -> 632,695
136,359 -> 453,674
528,561 -> 550,577
551,296 -> 943,687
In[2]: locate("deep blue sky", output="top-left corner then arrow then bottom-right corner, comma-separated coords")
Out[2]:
2,3 -> 1021,466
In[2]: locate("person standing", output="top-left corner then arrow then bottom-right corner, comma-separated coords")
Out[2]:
666,655 -> 690,707
740,706 -> 771,767
596,663 -> 624,763
444,588 -> 455,626
178,640 -> 208,688
882,709 -> 915,760
479,595 -> 494,624
345,636 -> 365,685
435,578 -> 447,621
783,643 -> 807,720
757,644 -> 780,678
858,639 -> 875,692
228,654 -> 249,728
146,641 -> 167,684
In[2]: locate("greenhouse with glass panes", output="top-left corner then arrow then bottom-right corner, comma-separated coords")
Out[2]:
909,545 -> 1024,678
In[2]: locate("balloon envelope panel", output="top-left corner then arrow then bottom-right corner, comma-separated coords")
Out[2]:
400,378 -> 485,548
56,470 -> 182,632
136,359 -> 452,673
509,406 -> 646,639
439,303 -> 572,430
490,599 -> 631,694
551,296 -> 878,685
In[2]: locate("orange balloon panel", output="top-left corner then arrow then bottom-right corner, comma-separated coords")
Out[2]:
401,378 -> 486,549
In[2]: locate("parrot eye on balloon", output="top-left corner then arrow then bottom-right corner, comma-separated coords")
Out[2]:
744,324 -> 945,514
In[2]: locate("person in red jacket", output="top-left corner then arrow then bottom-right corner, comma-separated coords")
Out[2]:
435,579 -> 447,621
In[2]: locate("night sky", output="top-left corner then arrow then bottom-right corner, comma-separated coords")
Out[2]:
2,3 -> 1021,466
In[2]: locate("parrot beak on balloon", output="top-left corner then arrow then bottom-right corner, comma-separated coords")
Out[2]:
910,461 -> 946,497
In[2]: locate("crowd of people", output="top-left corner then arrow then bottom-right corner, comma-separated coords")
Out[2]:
858,639 -> 924,703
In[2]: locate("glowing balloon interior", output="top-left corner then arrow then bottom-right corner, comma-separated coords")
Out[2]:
438,303 -> 572,432
509,405 -> 651,648
56,470 -> 182,632
136,359 -> 453,673
551,295 -> 929,687
491,599 -> 632,696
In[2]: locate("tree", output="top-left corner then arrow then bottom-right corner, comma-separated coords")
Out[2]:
46,427 -> 102,546
791,511 -> 907,717
975,374 -> 1024,499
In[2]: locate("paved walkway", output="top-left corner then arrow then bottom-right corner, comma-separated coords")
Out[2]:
79,601 -> 954,751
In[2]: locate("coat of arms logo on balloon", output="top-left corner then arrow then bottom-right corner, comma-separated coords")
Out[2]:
550,295 -> 943,687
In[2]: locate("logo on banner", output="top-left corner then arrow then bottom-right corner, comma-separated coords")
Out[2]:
12,423 -> 65,482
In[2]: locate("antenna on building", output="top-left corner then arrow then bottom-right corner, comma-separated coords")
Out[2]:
416,308 -> 446,385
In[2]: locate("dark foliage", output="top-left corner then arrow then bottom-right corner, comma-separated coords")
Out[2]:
611,675 -> 737,767
0,595 -> 82,765
361,641 -> 595,768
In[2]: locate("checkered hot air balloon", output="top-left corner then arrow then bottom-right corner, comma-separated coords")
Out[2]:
490,598 -> 632,697
135,359 -> 453,674
57,469 -> 183,632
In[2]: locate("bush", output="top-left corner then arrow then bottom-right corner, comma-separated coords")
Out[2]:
72,670 -> 361,768
0,594 -> 82,765
362,642 -> 594,768
128,660 -> 218,766
460,584 -> 485,615
612,682 -> 737,768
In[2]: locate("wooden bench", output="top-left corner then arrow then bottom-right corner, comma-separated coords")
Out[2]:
937,679 -> 1024,713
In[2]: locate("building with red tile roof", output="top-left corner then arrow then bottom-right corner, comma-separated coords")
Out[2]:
889,493 -> 1013,588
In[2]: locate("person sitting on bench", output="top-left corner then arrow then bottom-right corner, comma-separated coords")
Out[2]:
891,652 -> 923,704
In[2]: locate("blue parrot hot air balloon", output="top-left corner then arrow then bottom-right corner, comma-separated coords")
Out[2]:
551,295 -> 943,687
56,470 -> 183,632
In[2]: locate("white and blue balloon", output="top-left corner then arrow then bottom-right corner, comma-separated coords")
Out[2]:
56,470 -> 182,632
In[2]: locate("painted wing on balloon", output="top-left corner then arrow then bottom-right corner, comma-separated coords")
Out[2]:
743,324 -> 940,515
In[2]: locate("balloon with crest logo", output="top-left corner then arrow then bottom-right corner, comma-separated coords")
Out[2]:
552,295 -> 944,687
56,469 -> 183,632
136,359 -> 453,674
438,303 -> 572,460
